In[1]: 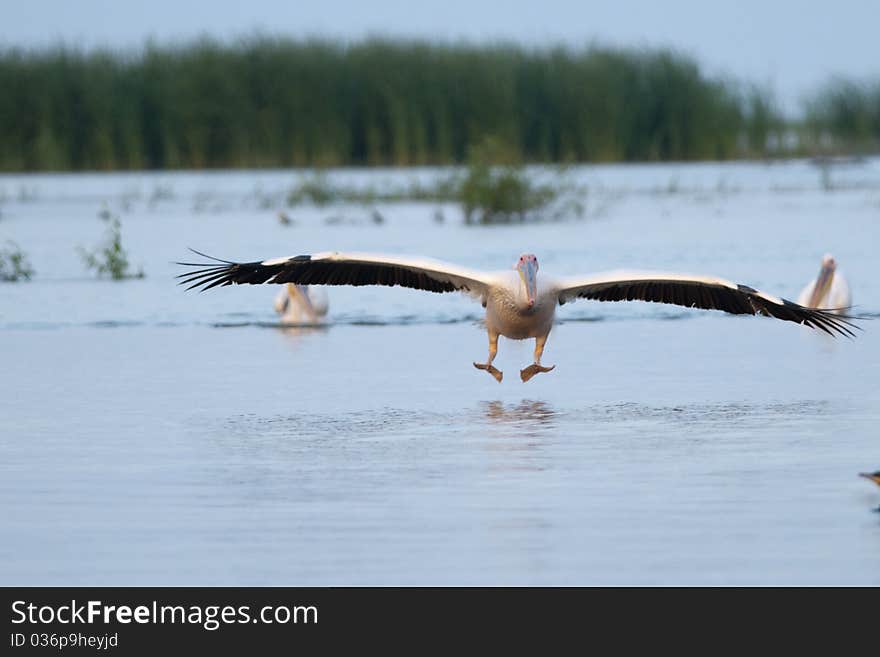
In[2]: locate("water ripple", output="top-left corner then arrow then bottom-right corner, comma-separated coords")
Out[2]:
0,310 -> 709,331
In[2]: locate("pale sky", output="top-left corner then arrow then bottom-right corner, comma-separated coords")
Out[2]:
3,0 -> 878,112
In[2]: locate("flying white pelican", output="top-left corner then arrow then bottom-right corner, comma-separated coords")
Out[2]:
273,283 -> 329,325
796,254 -> 851,313
178,250 -> 858,383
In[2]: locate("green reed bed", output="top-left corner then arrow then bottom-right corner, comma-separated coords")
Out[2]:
0,38 -> 796,172
804,78 -> 880,154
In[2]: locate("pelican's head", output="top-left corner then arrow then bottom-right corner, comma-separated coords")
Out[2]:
809,253 -> 838,307
859,471 -> 880,487
516,253 -> 539,307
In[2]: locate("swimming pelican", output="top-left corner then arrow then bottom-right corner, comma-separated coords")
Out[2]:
797,254 -> 851,313
274,283 -> 329,325
861,471 -> 880,511
178,250 -> 858,383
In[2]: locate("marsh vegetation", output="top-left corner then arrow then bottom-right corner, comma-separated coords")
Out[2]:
0,241 -> 34,281
281,138 -> 586,224
78,214 -> 144,280
804,78 -> 880,154
0,37 -> 839,172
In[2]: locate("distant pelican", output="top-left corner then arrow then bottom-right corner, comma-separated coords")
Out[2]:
861,471 -> 880,511
273,284 -> 328,325
178,250 -> 858,383
797,254 -> 851,313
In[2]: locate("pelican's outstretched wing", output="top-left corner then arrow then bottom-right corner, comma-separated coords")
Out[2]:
555,270 -> 859,337
177,250 -> 494,299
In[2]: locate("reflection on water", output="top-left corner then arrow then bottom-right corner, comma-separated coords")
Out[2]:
275,324 -> 329,350
212,321 -> 330,330
480,400 -> 558,472
482,399 -> 558,427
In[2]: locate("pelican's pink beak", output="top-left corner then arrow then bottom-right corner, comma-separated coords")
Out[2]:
518,257 -> 538,307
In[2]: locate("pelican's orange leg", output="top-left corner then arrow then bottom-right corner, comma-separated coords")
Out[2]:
473,330 -> 503,383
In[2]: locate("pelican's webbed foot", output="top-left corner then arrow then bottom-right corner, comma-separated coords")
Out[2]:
473,362 -> 503,383
520,363 -> 555,382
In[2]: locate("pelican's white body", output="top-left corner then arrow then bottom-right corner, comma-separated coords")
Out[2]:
274,284 -> 329,324
797,271 -> 851,312
484,270 -> 557,340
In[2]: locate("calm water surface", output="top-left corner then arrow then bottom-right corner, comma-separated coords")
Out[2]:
1,160 -> 879,584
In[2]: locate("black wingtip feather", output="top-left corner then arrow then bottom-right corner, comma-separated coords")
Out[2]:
186,248 -> 236,264
177,250 -> 464,294
568,278 -> 863,338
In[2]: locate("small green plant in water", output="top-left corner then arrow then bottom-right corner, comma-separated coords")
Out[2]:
0,241 -> 35,281
79,216 -> 144,280
286,174 -> 339,206
459,137 -> 560,224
